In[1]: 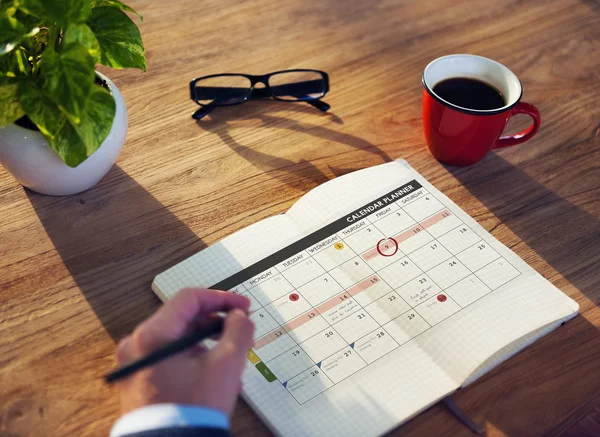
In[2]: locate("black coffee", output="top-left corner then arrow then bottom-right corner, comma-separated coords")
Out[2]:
433,77 -> 505,110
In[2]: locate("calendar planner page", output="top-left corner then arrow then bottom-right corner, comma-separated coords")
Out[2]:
153,160 -> 578,437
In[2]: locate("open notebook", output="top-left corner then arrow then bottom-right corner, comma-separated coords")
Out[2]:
153,160 -> 578,437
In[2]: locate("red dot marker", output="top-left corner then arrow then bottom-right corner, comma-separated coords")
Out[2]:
290,293 -> 299,301
437,294 -> 447,302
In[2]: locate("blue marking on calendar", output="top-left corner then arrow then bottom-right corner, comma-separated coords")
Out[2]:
282,381 -> 288,388
349,343 -> 355,349
317,362 -> 322,368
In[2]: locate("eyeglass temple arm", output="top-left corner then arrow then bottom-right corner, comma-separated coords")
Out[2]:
307,99 -> 330,112
192,104 -> 215,120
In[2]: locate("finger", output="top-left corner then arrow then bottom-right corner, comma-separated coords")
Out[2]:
187,343 -> 209,358
215,309 -> 255,362
153,288 -> 250,335
191,313 -> 224,342
115,335 -> 133,365
191,312 -> 225,333
133,289 -> 250,352
208,333 -> 223,342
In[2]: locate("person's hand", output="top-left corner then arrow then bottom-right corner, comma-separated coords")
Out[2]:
114,288 -> 254,417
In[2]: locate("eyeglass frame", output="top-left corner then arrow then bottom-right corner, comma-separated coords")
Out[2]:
189,69 -> 330,118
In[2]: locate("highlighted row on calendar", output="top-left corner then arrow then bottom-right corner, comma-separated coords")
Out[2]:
252,274 -> 383,350
362,209 -> 454,261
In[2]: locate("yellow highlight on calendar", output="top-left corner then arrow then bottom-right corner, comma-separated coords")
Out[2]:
334,242 -> 344,250
247,349 -> 261,364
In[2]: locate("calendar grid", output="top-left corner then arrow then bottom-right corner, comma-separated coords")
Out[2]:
208,182 -> 523,404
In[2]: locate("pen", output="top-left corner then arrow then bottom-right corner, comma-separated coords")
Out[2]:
104,318 -> 224,383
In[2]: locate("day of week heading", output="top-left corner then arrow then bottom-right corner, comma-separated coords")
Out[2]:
281,252 -> 305,268
341,219 -> 367,236
307,235 -> 339,254
248,269 -> 274,286
375,206 -> 393,218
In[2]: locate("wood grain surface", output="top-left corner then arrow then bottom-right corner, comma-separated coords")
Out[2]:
1,0 -> 599,436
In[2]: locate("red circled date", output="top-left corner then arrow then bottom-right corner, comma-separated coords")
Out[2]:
376,237 -> 399,257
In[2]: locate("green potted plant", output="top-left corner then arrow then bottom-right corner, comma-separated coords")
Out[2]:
0,0 -> 145,195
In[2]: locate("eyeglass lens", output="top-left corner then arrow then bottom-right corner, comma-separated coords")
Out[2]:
268,71 -> 326,101
194,75 -> 252,106
194,71 -> 326,106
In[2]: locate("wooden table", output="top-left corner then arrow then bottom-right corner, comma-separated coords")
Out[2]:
1,0 -> 599,435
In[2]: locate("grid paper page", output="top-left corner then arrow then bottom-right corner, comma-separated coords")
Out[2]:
152,214 -> 304,301
152,159 -> 578,437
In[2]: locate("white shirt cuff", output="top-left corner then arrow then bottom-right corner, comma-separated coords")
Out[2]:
110,404 -> 229,437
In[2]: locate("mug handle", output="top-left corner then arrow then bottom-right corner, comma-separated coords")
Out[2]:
492,102 -> 541,149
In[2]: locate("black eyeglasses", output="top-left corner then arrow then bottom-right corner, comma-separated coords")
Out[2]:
189,69 -> 330,120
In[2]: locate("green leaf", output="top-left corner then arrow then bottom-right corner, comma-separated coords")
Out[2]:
91,0 -> 142,20
90,7 -> 146,71
19,0 -> 91,27
0,77 -> 25,126
18,78 -> 66,139
49,86 -> 115,167
0,0 -> 18,15
0,46 -> 29,76
41,42 -> 95,124
63,23 -> 100,63
70,84 -> 115,156
0,11 -> 39,56
19,79 -> 116,167
14,8 -> 46,29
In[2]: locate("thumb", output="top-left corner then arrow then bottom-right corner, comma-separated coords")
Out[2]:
215,309 -> 255,361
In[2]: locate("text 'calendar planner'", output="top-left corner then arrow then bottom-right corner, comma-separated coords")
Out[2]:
153,160 -> 578,437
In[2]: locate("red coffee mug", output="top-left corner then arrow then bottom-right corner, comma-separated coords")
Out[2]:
422,54 -> 541,166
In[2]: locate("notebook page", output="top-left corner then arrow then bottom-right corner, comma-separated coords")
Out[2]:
462,319 -> 565,387
152,214 -> 303,301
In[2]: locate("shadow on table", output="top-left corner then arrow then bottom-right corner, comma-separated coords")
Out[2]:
196,100 -> 392,190
25,165 -> 211,342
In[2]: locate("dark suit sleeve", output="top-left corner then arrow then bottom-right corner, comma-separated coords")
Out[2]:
119,427 -> 231,437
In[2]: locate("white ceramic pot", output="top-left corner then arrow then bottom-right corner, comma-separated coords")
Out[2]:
0,71 -> 127,196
